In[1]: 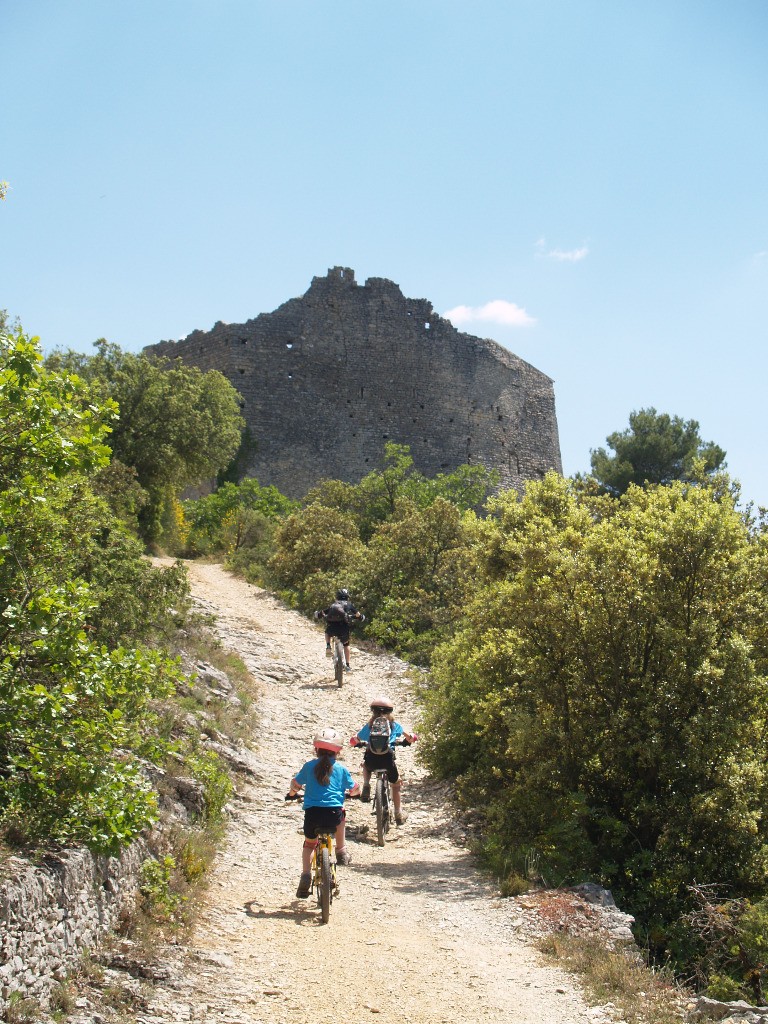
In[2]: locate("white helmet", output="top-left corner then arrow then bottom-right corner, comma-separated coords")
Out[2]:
313,727 -> 343,754
370,695 -> 394,713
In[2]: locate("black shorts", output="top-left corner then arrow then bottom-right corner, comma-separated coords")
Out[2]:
363,749 -> 399,783
326,622 -> 351,645
303,806 -> 345,838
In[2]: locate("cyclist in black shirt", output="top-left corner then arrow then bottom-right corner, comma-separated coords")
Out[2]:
314,588 -> 365,673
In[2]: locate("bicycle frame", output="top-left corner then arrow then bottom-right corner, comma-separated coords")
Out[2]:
371,768 -> 392,847
310,829 -> 338,923
331,635 -> 345,687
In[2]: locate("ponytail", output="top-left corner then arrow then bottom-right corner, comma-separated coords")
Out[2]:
313,750 -> 335,785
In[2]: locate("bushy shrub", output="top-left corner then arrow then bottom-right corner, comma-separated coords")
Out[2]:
0,329 -> 189,852
420,473 -> 768,958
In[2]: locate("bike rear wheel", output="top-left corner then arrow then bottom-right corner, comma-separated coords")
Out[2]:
333,640 -> 344,687
375,775 -> 389,847
319,847 -> 332,923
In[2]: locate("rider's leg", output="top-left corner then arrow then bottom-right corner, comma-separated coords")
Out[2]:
391,780 -> 403,814
343,642 -> 351,667
360,765 -> 371,801
302,838 -> 317,873
325,630 -> 332,654
334,818 -> 352,864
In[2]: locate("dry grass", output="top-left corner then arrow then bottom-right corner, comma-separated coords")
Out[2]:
2,993 -> 39,1024
536,933 -> 688,1024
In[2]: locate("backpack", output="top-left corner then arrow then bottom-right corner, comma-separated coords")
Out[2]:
325,601 -> 350,624
368,715 -> 392,755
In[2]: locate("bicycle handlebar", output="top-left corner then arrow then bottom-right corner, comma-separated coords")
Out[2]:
285,790 -> 359,802
350,736 -> 418,748
313,611 -> 366,624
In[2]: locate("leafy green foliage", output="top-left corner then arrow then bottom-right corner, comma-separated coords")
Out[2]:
183,478 -> 297,556
268,443 -> 494,659
590,407 -> 726,495
685,884 -> 768,1003
357,496 -> 478,661
47,340 -> 244,544
420,473 -> 768,957
269,502 -> 366,612
0,329 -> 189,852
304,442 -> 497,541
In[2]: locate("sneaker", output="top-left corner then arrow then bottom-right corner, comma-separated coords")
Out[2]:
344,663 -> 352,672
325,645 -> 332,658
395,811 -> 408,825
295,873 -> 311,898
336,848 -> 352,866
360,783 -> 370,802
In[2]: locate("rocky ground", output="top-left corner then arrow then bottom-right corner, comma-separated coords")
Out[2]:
77,563 -> 622,1024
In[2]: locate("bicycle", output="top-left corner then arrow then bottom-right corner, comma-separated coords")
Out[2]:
330,634 -> 345,688
351,737 -> 416,847
285,793 -> 338,923
315,611 -> 365,688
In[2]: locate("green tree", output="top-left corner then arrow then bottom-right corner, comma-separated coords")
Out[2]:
421,473 -> 768,948
184,478 -> 296,556
267,503 -> 365,612
590,407 -> 726,496
303,442 -> 497,541
48,341 -> 244,543
271,443 -> 496,659
357,496 -> 476,661
0,328 -> 187,851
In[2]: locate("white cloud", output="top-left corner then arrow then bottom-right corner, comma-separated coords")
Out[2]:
536,238 -> 589,262
443,299 -> 536,328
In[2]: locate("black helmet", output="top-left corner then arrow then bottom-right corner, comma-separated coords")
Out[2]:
336,588 -> 350,601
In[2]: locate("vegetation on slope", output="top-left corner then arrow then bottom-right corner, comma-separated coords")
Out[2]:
5,324 -> 767,1000
0,329 -> 238,855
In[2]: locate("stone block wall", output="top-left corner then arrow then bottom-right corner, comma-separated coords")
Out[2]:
0,842 -> 146,1013
147,268 -> 563,498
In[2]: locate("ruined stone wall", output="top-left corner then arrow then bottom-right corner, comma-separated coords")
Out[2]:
148,268 -> 562,498
0,843 -> 146,1012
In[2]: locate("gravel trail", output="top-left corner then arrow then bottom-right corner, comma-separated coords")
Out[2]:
145,562 -> 592,1024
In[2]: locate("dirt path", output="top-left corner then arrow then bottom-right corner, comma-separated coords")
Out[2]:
145,562 -> 592,1024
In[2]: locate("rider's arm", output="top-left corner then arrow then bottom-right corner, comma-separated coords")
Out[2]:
290,762 -> 311,795
392,721 -> 417,744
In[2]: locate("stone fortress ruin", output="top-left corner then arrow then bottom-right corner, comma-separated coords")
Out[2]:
147,267 -> 562,498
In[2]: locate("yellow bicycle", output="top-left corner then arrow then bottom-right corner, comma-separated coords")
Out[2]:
310,828 -> 338,924
286,794 -> 339,923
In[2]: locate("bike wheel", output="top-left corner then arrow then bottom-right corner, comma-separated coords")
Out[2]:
334,641 -> 344,687
375,776 -> 387,847
319,847 -> 331,923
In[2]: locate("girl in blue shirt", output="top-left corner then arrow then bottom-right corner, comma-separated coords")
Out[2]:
351,695 -> 417,825
288,727 -> 359,898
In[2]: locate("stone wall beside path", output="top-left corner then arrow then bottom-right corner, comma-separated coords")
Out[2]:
0,842 -> 146,1013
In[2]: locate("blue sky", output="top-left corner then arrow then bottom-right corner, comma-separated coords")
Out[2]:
3,1 -> 767,505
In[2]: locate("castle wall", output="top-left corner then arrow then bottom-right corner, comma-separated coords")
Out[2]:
147,268 -> 562,498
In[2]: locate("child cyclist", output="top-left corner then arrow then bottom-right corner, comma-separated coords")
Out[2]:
287,727 -> 360,899
351,695 -> 417,825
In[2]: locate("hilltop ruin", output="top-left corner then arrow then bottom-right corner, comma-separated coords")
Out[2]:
147,267 -> 562,497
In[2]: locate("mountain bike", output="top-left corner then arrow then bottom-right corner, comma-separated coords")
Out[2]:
323,613 -> 364,688
352,737 -> 416,847
285,795 -> 339,923
330,635 -> 345,687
